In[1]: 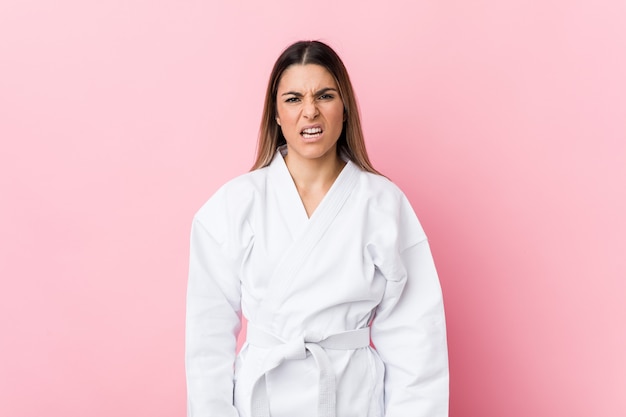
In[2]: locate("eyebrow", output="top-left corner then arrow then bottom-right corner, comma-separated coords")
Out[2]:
281,87 -> 339,97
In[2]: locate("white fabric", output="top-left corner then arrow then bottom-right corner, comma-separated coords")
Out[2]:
247,324 -> 371,417
186,148 -> 449,417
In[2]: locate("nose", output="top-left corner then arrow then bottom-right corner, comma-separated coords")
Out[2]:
302,98 -> 319,119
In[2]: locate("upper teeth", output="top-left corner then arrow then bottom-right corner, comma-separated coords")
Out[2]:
302,128 -> 322,134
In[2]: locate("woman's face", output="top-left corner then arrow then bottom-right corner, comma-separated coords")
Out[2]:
275,64 -> 345,164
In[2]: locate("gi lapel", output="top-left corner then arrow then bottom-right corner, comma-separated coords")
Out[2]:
259,150 -> 360,321
267,149 -> 309,240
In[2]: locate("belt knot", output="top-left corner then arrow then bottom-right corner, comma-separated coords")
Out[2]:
246,323 -> 370,417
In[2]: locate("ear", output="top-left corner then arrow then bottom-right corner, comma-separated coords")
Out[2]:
276,117 -> 281,126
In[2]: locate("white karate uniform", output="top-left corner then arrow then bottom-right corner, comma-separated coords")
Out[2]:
186,147 -> 449,417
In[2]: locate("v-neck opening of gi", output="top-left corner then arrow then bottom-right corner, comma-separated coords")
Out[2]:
275,146 -> 352,222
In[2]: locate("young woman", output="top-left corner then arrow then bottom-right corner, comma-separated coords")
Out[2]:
186,40 -> 449,417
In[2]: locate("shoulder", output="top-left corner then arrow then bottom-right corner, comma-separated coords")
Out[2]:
356,169 -> 412,211
354,168 -> 427,249
217,168 -> 267,200
360,171 -> 403,194
193,168 -> 268,230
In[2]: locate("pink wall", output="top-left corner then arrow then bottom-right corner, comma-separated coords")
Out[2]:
1,1 -> 624,416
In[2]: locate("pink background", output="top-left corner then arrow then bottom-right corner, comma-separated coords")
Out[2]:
1,0 -> 625,416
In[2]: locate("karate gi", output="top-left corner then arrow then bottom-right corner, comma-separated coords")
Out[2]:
186,147 -> 449,417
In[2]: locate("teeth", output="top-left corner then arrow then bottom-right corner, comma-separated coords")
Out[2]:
302,127 -> 322,134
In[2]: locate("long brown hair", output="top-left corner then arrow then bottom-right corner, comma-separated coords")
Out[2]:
251,40 -> 380,175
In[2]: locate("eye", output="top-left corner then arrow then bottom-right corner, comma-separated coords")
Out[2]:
318,94 -> 334,100
285,97 -> 300,103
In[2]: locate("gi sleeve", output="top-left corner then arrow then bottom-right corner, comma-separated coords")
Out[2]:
370,196 -> 449,417
186,213 -> 242,417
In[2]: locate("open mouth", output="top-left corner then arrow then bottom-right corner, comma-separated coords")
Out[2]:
301,127 -> 323,139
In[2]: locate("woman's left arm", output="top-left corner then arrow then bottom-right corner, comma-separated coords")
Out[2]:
370,196 -> 449,417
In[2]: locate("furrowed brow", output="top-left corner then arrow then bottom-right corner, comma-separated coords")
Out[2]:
315,87 -> 338,95
280,87 -> 338,97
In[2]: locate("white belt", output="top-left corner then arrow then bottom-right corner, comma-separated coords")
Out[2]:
246,324 -> 371,417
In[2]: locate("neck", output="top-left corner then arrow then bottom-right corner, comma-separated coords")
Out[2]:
284,149 -> 345,192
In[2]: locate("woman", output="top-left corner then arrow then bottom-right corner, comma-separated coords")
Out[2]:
186,40 -> 449,417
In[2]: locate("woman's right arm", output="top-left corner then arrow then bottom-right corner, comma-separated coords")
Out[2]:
186,213 -> 242,417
